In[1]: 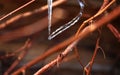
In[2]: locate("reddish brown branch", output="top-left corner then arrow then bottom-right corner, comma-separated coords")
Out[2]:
99,0 -> 109,10
74,47 -> 84,68
84,38 -> 100,75
84,37 -> 105,75
3,39 -> 32,75
107,24 -> 120,41
0,0 -> 35,21
75,0 -> 115,35
0,39 -> 31,59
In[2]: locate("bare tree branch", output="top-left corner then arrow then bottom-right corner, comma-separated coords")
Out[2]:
3,39 -> 32,75
107,24 -> 120,41
75,0 -> 115,36
0,0 -> 35,21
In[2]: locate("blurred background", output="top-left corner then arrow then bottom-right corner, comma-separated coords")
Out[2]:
0,0 -> 120,75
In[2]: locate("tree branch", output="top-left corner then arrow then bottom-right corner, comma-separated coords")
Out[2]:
107,24 -> 120,41
3,39 -> 32,75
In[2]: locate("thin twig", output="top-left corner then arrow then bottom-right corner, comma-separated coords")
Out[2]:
76,0 -> 115,36
74,47 -> 84,68
0,0 -> 35,21
0,39 -> 31,59
3,39 -> 32,75
84,38 -> 99,75
107,24 -> 120,41
99,0 -> 110,10
73,0 -> 110,71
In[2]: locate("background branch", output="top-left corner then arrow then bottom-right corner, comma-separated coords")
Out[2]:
3,39 -> 32,75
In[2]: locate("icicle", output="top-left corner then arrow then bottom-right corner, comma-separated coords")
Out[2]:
48,0 -> 84,40
47,0 -> 53,36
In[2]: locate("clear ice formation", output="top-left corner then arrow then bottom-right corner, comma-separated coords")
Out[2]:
48,0 -> 84,40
